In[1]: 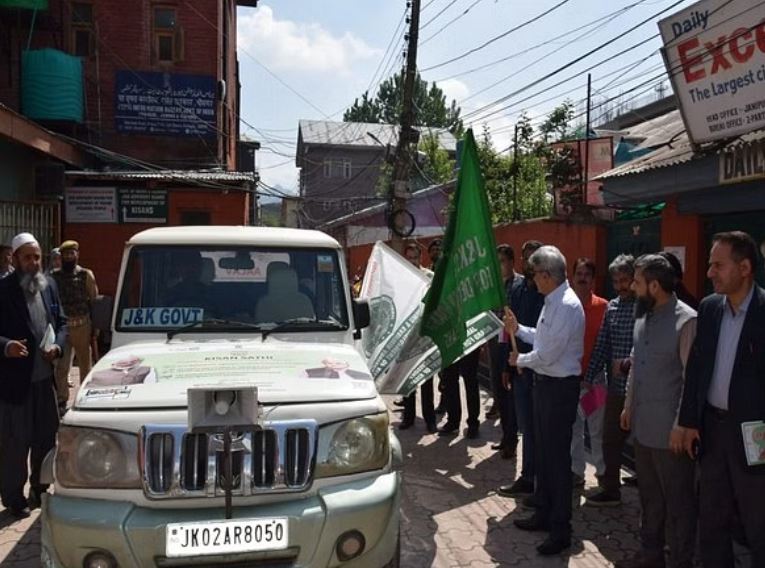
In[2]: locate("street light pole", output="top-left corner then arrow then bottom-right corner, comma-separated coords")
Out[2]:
388,0 -> 421,253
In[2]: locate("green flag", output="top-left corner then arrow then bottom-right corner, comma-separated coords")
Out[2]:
420,128 -> 505,367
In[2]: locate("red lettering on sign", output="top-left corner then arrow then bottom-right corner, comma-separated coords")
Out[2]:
705,36 -> 733,74
729,28 -> 754,63
678,37 -> 706,83
757,19 -> 765,53
676,20 -> 765,85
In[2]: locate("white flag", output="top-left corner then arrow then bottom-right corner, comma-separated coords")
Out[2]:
360,242 -> 502,396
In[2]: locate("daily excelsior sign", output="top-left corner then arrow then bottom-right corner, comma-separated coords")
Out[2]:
719,138 -> 765,184
659,0 -> 765,144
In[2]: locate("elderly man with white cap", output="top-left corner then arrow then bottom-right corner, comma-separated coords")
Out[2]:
0,232 -> 67,518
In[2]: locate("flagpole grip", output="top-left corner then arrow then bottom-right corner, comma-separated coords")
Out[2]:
509,332 -> 519,356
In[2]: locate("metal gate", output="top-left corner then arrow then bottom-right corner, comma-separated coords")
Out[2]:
0,200 -> 60,255
604,216 -> 662,296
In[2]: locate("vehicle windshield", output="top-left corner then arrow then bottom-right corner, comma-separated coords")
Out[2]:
116,245 -> 349,332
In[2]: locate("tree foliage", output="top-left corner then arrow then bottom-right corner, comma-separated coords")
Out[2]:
478,117 -> 551,224
343,72 -> 464,136
533,100 -> 585,214
418,133 -> 455,185
477,100 -> 586,223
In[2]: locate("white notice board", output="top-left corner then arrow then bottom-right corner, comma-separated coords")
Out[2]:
65,187 -> 118,223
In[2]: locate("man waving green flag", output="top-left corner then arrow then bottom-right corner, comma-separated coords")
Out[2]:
420,128 -> 505,367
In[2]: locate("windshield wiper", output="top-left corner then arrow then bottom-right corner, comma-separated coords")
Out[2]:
166,318 -> 260,341
260,318 -> 346,342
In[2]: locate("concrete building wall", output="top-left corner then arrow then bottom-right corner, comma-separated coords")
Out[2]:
64,187 -> 249,297
346,219 -> 609,296
300,146 -> 386,227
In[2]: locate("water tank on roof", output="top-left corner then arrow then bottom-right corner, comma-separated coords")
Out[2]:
0,0 -> 48,7
21,49 -> 83,123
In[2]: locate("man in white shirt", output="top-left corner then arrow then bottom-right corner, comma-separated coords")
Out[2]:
504,245 -> 585,556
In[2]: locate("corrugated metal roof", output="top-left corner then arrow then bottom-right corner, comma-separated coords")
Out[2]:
595,138 -> 696,179
65,169 -> 256,182
597,124 -> 765,180
298,119 -> 457,151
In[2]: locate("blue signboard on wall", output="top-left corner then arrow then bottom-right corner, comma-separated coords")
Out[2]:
115,71 -> 216,137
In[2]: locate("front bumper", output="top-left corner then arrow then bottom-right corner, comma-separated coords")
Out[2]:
41,471 -> 400,568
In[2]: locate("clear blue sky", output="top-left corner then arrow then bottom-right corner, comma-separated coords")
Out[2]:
237,0 -> 697,194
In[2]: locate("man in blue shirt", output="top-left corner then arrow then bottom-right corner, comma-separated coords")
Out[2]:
497,240 -> 544,492
487,244 -> 523,458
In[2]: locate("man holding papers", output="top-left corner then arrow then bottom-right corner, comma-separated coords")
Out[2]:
679,231 -> 765,567
0,233 -> 67,518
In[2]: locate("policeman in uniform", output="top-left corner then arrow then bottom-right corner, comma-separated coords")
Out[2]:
52,240 -> 98,411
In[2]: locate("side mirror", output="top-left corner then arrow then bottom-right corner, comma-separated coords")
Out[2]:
352,299 -> 370,340
91,295 -> 114,332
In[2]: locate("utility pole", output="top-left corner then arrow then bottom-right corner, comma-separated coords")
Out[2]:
512,124 -> 519,221
582,73 -> 592,207
388,0 -> 421,253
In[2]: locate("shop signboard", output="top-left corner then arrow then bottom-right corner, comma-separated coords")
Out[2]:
65,187 -> 118,223
659,0 -> 765,144
115,71 -> 216,137
118,188 -> 168,223
719,138 -> 765,184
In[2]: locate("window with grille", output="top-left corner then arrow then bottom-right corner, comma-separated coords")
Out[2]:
322,159 -> 352,179
70,2 -> 94,57
153,6 -> 184,64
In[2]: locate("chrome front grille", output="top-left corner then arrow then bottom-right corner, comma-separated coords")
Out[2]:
140,421 -> 318,499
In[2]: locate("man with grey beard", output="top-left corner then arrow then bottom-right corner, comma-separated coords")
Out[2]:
0,233 -> 67,518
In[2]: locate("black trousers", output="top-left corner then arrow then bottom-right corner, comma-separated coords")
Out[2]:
0,379 -> 59,510
533,375 -> 580,539
634,442 -> 697,568
602,392 -> 630,494
489,338 -> 517,448
699,407 -> 765,568
443,349 -> 481,430
403,378 -> 435,426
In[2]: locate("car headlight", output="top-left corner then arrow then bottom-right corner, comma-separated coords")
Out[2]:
56,426 -> 141,489
315,413 -> 390,478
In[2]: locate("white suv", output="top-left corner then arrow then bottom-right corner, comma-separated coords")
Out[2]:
41,226 -> 401,568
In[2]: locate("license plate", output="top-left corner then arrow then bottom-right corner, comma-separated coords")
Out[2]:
166,518 -> 288,557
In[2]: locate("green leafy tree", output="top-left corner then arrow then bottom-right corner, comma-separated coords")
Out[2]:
534,101 -> 583,214
538,100 -> 576,144
478,121 -> 551,223
418,133 -> 455,185
343,91 -> 380,124
343,72 -> 464,136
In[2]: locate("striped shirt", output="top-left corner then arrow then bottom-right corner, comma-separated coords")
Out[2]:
584,295 -> 636,395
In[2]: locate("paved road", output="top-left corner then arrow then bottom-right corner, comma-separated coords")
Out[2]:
0,374 -> 751,567
393,389 -> 644,568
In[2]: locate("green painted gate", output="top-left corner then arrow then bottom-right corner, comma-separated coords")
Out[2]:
604,216 -> 662,297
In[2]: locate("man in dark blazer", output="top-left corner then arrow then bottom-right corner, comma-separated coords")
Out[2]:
679,231 -> 765,567
0,233 -> 67,518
